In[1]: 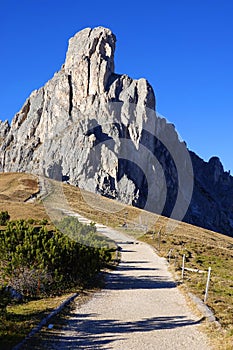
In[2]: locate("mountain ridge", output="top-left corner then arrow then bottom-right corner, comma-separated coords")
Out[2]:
1,26 -> 233,236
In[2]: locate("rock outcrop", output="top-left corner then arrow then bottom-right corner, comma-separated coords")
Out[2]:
1,26 -> 233,236
186,153 -> 233,235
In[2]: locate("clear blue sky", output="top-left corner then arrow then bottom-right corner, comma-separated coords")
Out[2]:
1,0 -> 233,172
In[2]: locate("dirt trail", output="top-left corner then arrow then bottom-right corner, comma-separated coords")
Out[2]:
30,225 -> 212,350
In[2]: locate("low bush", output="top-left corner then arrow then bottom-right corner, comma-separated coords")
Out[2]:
0,211 -> 10,226
0,286 -> 11,313
0,217 -> 112,298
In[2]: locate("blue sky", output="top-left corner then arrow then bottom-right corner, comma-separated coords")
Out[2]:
1,0 -> 233,172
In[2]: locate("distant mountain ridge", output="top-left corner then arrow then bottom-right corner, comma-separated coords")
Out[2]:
1,26 -> 233,236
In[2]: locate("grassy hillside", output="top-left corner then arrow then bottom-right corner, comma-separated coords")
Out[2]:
0,173 -> 48,222
1,173 -> 233,348
0,172 -> 39,201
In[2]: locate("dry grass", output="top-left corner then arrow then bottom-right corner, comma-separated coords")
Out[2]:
0,172 -> 39,202
0,201 -> 49,222
0,173 -> 49,222
63,183 -> 168,234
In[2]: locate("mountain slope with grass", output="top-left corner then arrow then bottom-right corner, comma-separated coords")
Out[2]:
0,173 -> 233,348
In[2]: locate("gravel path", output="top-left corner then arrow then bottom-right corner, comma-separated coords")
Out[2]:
33,225 -> 212,350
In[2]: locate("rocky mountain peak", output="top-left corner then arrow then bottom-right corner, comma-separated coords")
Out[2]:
1,26 -> 233,237
64,27 -> 116,97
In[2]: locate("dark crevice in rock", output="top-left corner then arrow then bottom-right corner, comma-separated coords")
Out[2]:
145,83 -> 156,110
97,174 -> 116,199
68,74 -> 73,116
106,73 -> 120,91
87,28 -> 92,39
85,123 -> 112,145
86,57 -> 91,95
134,85 -> 139,105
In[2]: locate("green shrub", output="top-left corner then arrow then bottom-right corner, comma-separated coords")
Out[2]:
39,219 -> 48,225
27,218 -> 36,225
0,211 -> 10,226
0,286 -> 11,313
0,218 -> 112,297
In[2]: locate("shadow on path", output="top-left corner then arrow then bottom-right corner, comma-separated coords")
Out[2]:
117,265 -> 158,272
28,314 -> 203,349
105,272 -> 176,290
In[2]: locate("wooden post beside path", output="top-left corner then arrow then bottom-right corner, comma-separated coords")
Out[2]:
204,267 -> 211,303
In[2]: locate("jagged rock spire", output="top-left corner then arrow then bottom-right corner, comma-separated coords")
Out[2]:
65,27 -> 115,97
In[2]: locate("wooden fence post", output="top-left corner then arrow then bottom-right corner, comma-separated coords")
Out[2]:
204,267 -> 211,303
168,249 -> 173,263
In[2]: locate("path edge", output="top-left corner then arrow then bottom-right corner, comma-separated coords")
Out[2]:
12,293 -> 78,350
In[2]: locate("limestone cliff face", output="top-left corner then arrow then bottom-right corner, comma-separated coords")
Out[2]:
1,26 -> 233,236
186,153 -> 233,235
